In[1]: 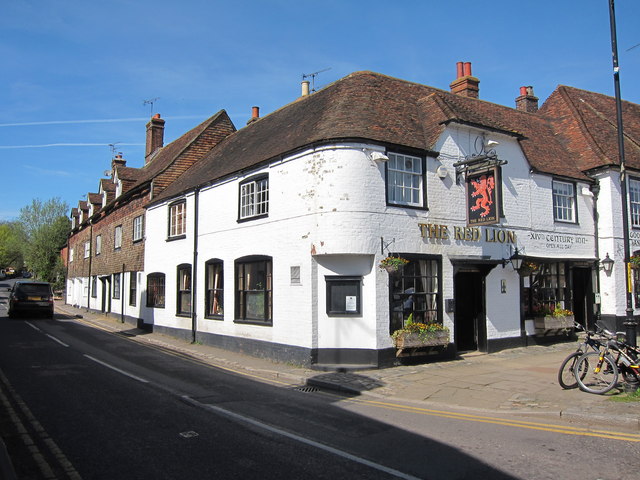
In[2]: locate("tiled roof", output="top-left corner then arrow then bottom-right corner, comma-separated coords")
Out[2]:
154,71 -> 592,203
134,110 -> 235,194
87,193 -> 102,206
539,86 -> 640,172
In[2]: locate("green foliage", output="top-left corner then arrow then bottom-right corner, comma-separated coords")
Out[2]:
0,222 -> 26,269
19,197 -> 69,240
25,215 -> 70,283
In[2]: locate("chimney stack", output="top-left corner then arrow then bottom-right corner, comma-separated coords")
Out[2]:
145,113 -> 165,164
111,153 -> 126,170
247,106 -> 260,125
450,61 -> 480,99
515,86 -> 539,113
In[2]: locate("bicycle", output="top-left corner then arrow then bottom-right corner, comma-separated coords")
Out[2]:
574,329 -> 640,395
557,323 -> 607,389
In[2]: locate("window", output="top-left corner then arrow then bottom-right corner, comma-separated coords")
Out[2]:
205,260 -> 224,318
114,225 -> 123,250
129,272 -> 137,306
147,273 -> 165,308
326,276 -> 361,316
290,266 -> 301,285
113,273 -> 121,299
91,276 -> 97,298
235,256 -> 272,324
169,201 -> 186,238
630,178 -> 640,228
177,264 -> 192,316
133,215 -> 144,242
95,235 -> 102,256
387,152 -> 424,207
523,262 -> 570,317
69,248 -> 74,263
389,256 -> 441,334
239,176 -> 269,220
84,241 -> 90,258
552,180 -> 576,222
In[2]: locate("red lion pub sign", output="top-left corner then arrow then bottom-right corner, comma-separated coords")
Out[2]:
466,168 -> 499,226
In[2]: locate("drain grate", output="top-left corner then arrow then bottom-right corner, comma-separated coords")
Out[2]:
295,386 -> 320,393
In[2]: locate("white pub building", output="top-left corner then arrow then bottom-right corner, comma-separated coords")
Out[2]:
67,64 -> 640,368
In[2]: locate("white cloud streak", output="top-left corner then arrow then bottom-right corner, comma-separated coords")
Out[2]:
0,115 -> 207,127
0,143 -> 144,149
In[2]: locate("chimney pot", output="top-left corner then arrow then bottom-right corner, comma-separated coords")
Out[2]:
301,80 -> 310,96
519,86 -> 528,96
463,62 -> 472,77
247,106 -> 260,125
456,62 -> 464,79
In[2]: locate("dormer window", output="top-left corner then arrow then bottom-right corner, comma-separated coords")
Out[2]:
115,179 -> 122,197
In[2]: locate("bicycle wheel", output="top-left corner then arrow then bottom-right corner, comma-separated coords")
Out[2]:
574,352 -> 619,395
558,352 -> 585,389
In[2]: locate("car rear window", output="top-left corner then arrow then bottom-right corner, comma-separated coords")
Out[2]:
19,284 -> 51,295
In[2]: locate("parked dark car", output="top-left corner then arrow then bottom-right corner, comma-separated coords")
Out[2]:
8,281 -> 54,318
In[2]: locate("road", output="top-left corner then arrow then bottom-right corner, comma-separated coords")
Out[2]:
1,279 -> 639,479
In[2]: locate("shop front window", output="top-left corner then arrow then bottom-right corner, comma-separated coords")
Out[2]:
389,256 -> 440,334
523,262 -> 570,316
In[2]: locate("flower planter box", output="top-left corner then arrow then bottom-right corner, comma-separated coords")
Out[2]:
534,315 -> 574,336
393,331 -> 450,357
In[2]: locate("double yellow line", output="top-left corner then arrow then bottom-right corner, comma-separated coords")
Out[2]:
342,397 -> 640,442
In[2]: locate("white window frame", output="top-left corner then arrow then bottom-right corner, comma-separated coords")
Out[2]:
84,241 -> 90,258
133,215 -> 144,242
239,176 -> 269,220
552,180 -> 576,223
95,235 -> 102,256
630,178 -> 640,228
114,225 -> 123,250
169,201 -> 186,238
69,248 -> 74,263
387,152 -> 424,207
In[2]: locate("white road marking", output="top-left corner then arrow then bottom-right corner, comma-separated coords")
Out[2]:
182,395 -> 421,480
83,355 -> 149,383
45,334 -> 69,347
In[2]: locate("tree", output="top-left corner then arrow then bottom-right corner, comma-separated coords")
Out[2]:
0,222 -> 26,269
24,215 -> 70,284
18,197 -> 69,241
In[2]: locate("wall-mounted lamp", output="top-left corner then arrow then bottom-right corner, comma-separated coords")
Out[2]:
502,247 -> 524,271
599,253 -> 614,276
363,149 -> 390,163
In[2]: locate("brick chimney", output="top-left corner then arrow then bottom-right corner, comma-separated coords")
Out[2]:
450,61 -> 480,98
145,113 -> 165,163
111,153 -> 126,170
515,86 -> 539,113
246,106 -> 260,125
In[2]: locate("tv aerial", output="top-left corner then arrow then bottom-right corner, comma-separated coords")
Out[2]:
143,97 -> 160,116
302,67 -> 331,92
108,142 -> 121,157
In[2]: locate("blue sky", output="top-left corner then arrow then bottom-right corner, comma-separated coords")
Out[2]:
1,0 -> 639,221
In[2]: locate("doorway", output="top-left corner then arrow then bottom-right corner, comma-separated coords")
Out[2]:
571,267 -> 593,330
454,271 -> 487,352
100,276 -> 111,313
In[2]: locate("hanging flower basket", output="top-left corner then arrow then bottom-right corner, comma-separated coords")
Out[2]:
630,256 -> 640,269
518,261 -> 539,277
379,256 -> 409,274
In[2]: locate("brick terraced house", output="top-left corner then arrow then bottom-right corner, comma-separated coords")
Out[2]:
66,112 -> 235,322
